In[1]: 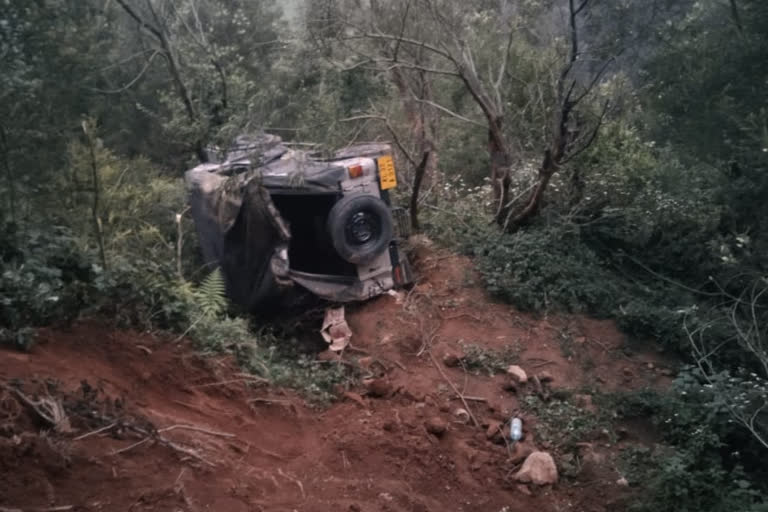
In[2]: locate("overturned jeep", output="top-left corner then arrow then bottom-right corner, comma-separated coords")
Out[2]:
185,134 -> 413,310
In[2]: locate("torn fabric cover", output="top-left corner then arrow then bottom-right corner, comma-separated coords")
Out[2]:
185,133 -> 394,310
320,306 -> 352,352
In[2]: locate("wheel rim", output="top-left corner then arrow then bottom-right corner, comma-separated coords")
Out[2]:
346,211 -> 381,246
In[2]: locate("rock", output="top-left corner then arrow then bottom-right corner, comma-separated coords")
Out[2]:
514,451 -> 559,486
357,356 -> 374,369
509,442 -> 534,465
501,380 -> 518,393
425,417 -> 448,437
507,365 -> 528,384
616,477 -> 629,487
516,484 -> 532,496
660,368 -> 675,377
485,420 -> 503,440
442,352 -> 462,368
622,367 -> 633,377
538,371 -> 554,383
646,362 -> 655,370
364,378 -> 392,398
453,408 -> 471,424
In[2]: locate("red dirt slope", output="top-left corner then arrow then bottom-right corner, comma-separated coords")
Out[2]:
0,245 -> 672,512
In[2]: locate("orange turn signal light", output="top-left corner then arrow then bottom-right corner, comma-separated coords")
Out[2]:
348,165 -> 363,179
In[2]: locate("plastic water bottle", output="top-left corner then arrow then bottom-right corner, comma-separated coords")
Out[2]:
510,417 -> 523,443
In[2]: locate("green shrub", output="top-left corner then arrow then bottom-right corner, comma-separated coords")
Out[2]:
522,394 -> 610,450
610,374 -> 768,512
471,223 -> 622,314
458,342 -> 520,376
0,225 -> 96,348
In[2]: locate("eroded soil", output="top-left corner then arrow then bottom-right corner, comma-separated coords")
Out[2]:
0,244 -> 673,511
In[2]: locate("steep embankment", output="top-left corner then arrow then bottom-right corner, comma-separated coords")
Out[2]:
0,245 -> 674,511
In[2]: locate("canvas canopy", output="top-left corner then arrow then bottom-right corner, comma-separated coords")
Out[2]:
185,134 -> 392,309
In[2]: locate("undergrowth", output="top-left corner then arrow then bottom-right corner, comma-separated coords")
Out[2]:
605,375 -> 768,512
458,341 -> 520,376
423,175 -> 768,509
521,394 -> 612,451
0,223 -> 355,405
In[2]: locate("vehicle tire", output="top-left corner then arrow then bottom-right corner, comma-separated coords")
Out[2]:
327,194 -> 394,265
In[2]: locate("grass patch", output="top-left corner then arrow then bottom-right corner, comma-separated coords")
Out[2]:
522,394 -> 613,450
458,341 -> 520,376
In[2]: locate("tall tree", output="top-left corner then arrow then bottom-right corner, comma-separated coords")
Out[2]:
316,0 -> 614,229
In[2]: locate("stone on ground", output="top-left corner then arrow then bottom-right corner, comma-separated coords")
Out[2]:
506,365 -> 528,384
514,451 -> 559,486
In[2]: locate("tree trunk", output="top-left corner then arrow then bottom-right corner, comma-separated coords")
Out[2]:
488,117 -> 512,225
0,125 -> 16,223
410,150 -> 432,231
391,67 -> 440,231
505,150 -> 557,231
84,127 -> 108,270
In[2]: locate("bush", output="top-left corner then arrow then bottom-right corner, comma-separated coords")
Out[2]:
611,375 -> 768,512
0,225 -> 96,348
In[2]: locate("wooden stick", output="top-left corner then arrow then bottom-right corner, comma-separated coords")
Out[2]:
157,424 -> 235,438
277,468 -> 306,500
74,422 -> 116,441
529,360 -> 557,369
427,350 -> 480,428
0,507 -> 74,512
190,377 -> 268,389
112,437 -> 150,455
449,395 -> 487,403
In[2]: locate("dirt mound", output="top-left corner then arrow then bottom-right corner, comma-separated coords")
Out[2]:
0,246 -> 671,511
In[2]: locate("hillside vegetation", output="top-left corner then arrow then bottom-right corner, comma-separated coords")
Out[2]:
1,1 -> 767,510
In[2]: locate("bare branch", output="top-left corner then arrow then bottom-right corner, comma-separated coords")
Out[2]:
88,50 -> 161,94
114,0 -> 163,41
341,33 -> 455,62
559,100 -> 610,164
493,29 -> 516,107
411,98 -> 485,127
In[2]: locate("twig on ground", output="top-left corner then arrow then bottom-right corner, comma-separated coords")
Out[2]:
160,437 -> 216,467
442,313 -> 483,322
157,424 -> 235,438
112,423 -> 217,467
189,377 -> 268,389
74,422 -> 117,441
174,468 -> 187,485
0,507 -> 74,512
253,446 -> 291,461
112,437 -> 150,455
247,397 -> 292,405
528,360 -> 557,369
427,350 -> 480,428
449,395 -> 488,403
277,468 -> 306,500
532,375 -> 550,401
0,384 -> 69,432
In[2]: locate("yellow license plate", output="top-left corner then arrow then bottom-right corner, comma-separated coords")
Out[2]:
378,155 -> 397,190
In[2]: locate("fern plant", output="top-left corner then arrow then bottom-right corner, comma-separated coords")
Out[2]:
193,268 -> 227,319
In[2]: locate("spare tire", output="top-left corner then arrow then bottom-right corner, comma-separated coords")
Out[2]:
327,194 -> 394,265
